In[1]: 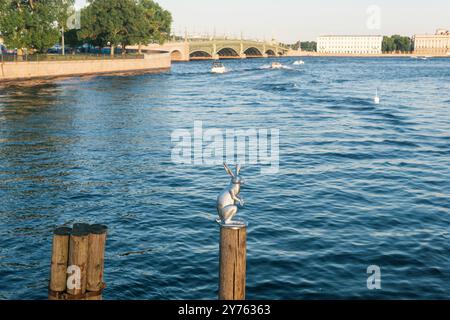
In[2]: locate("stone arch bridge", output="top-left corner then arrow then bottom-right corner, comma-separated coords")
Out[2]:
129,39 -> 288,61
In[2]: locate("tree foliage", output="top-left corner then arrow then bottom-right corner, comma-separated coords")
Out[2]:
0,0 -> 171,54
137,0 -> 172,45
382,35 -> 412,53
79,0 -> 137,49
64,28 -> 83,47
285,41 -> 317,52
0,0 -> 74,52
300,41 -> 317,52
79,0 -> 172,54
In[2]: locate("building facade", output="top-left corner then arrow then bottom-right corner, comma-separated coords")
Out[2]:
413,29 -> 450,55
317,35 -> 383,55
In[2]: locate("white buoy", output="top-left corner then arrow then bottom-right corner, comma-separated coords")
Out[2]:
374,89 -> 380,104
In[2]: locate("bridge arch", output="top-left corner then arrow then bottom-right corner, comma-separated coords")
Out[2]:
171,50 -> 183,61
190,50 -> 212,59
217,47 -> 239,58
265,49 -> 276,56
244,47 -> 263,57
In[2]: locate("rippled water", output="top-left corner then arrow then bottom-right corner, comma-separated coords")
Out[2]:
1,57 -> 449,300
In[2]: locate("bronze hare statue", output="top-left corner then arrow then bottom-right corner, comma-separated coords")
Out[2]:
217,163 -> 245,224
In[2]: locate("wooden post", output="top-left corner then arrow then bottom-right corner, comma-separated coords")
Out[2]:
86,224 -> 108,300
66,224 -> 90,298
49,227 -> 72,300
218,222 -> 247,300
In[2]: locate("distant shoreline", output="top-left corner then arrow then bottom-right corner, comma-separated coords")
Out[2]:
286,52 -> 450,58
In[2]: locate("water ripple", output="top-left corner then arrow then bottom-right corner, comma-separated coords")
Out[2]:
0,57 -> 450,299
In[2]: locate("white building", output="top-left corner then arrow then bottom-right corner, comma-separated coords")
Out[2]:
317,35 -> 383,55
413,29 -> 450,55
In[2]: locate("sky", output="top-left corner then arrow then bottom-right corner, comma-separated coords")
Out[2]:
75,0 -> 450,43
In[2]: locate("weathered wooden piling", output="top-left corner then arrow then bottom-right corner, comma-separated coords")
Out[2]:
48,227 -> 72,300
48,223 -> 108,300
67,224 -> 90,298
86,224 -> 108,300
218,222 -> 247,300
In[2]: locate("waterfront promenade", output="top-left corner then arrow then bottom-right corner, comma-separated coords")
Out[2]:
0,52 -> 171,82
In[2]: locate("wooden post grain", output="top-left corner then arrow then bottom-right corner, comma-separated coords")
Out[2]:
218,223 -> 247,300
67,224 -> 90,298
86,224 -> 108,300
49,227 -> 72,300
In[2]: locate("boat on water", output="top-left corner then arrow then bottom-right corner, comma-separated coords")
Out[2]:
211,61 -> 226,74
271,62 -> 283,69
293,60 -> 305,65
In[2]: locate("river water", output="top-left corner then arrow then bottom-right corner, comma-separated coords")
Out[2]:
0,57 -> 449,299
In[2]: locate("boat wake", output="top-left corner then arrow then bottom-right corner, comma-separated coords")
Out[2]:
259,64 -> 295,70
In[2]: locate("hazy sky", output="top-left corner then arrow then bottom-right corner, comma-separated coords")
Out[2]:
75,0 -> 450,42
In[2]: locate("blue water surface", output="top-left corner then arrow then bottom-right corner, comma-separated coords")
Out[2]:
0,57 -> 449,299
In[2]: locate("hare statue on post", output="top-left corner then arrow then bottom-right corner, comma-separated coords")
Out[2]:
217,163 -> 245,225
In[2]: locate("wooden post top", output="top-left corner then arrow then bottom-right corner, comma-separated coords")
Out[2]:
54,224 -> 108,236
217,218 -> 248,230
72,223 -> 90,237
89,224 -> 108,235
53,227 -> 72,236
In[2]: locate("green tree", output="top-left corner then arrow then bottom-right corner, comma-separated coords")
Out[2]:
143,0 -> 171,44
382,36 -> 394,52
79,0 -> 133,55
393,35 -> 412,52
382,35 -> 412,53
79,0 -> 172,56
131,0 -> 172,53
282,41 -> 317,52
291,41 -> 300,50
54,0 -> 75,54
0,0 -> 73,54
64,28 -> 83,48
301,41 -> 317,52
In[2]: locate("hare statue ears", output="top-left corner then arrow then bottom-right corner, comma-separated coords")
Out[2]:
223,163 -> 245,185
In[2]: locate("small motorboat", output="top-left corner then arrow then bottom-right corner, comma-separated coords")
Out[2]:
211,61 -> 226,74
293,60 -> 305,65
271,62 -> 283,69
